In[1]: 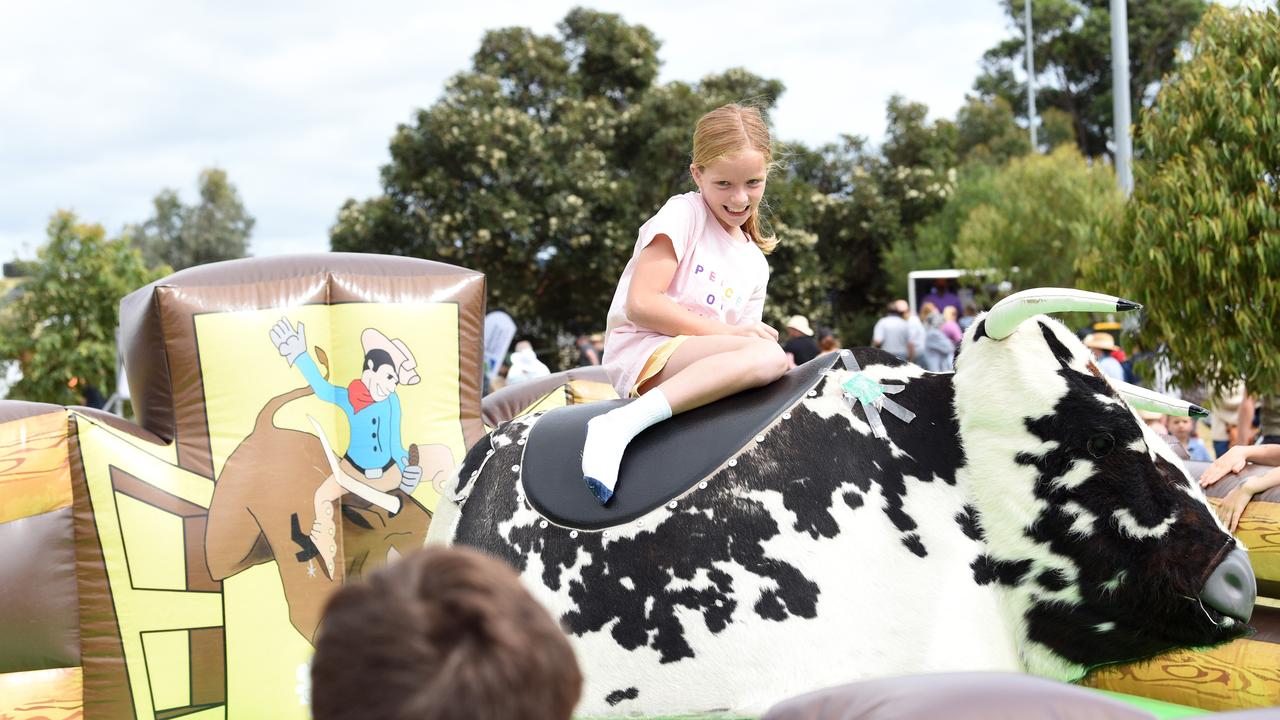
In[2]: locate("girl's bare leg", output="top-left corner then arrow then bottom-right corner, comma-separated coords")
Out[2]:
637,335 -> 789,411
582,335 -> 787,502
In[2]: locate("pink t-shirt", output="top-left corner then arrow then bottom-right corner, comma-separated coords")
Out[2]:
602,192 -> 770,396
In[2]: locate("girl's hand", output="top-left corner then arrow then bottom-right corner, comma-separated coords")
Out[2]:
1200,446 -> 1250,487
1215,482 -> 1257,533
734,322 -> 778,341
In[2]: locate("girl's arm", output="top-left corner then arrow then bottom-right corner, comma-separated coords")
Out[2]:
1216,465 -> 1280,532
625,235 -> 775,340
1200,442 -> 1280,487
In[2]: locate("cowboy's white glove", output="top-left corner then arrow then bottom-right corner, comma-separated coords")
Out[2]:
270,317 -> 306,366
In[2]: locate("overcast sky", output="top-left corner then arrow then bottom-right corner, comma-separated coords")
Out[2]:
0,1 -> 1265,262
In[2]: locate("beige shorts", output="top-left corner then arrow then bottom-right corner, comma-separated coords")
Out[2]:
630,335 -> 690,398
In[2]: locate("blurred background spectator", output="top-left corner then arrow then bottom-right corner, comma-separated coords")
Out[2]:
922,308 -> 955,372
1084,333 -> 1125,381
1167,414 -> 1212,461
817,328 -> 840,356
1209,380 -> 1248,457
575,334 -> 601,366
872,300 -> 911,361
783,315 -> 819,368
506,340 -> 551,385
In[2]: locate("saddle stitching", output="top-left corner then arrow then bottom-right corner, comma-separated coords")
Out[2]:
453,425 -> 517,505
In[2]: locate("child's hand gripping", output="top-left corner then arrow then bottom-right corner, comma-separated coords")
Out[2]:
733,321 -> 779,341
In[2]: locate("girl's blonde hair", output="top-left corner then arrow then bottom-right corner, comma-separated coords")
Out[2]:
691,103 -> 778,254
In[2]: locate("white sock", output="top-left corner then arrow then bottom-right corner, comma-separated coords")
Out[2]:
582,389 -> 672,504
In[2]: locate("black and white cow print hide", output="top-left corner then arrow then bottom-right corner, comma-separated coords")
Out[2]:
427,313 -> 1249,717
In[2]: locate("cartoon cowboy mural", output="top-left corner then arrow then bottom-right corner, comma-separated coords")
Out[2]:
270,317 -> 433,578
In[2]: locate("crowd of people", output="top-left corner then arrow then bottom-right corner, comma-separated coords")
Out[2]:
869,295 -> 971,372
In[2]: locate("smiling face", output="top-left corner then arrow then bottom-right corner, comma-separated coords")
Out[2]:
690,149 -> 768,235
363,360 -> 399,402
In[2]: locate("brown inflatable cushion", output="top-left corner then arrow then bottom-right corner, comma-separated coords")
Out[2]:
480,365 -> 611,428
763,672 -> 1153,720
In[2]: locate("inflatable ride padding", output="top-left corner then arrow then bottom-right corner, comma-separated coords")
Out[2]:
0,254 -> 485,720
480,364 -> 615,429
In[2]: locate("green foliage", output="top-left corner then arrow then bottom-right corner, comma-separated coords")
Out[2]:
0,212 -> 167,404
975,0 -> 1207,157
860,96 -> 966,303
129,168 -> 254,270
882,96 -> 957,172
1038,107 -> 1078,151
954,145 -> 1122,288
330,8 -> 812,361
772,135 -> 901,340
956,96 -> 1033,166
879,95 -> 1037,292
881,142 -> 1119,294
334,7 -> 1188,358
758,222 -> 824,328
881,163 -> 995,284
1079,6 -> 1280,394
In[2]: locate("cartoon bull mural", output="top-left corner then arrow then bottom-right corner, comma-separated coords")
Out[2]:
428,289 -> 1257,717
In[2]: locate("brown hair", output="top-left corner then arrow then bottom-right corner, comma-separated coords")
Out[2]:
691,103 -> 778,254
311,547 -> 581,720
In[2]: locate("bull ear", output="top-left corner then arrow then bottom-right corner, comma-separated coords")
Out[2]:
982,288 -> 1141,340
1114,380 -> 1209,418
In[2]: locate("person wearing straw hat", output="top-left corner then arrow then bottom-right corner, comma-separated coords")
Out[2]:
783,314 -> 819,368
1083,332 -> 1125,381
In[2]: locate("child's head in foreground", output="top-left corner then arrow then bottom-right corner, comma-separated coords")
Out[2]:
311,546 -> 581,720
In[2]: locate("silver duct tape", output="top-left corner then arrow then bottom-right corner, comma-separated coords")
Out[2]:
835,353 -> 916,440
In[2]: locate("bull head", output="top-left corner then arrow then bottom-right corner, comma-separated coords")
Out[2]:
954,288 -> 1254,679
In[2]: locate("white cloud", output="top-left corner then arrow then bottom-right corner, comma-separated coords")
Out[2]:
0,1 -> 1017,261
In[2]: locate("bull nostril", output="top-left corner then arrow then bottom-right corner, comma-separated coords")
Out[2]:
1199,546 -> 1256,623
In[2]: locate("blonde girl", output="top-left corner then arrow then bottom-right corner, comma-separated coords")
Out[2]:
582,104 -> 788,503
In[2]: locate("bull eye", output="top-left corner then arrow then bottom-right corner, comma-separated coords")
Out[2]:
1086,432 -> 1116,458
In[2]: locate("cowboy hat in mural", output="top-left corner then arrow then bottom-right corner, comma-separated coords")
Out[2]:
362,328 -> 421,386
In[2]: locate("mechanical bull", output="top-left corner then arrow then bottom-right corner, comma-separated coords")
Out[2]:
426,289 -> 1257,717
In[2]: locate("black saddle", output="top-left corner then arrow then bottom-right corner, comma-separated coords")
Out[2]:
519,352 -> 844,530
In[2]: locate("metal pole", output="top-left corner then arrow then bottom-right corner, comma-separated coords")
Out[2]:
1111,0 -> 1134,196
1024,0 -> 1038,150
